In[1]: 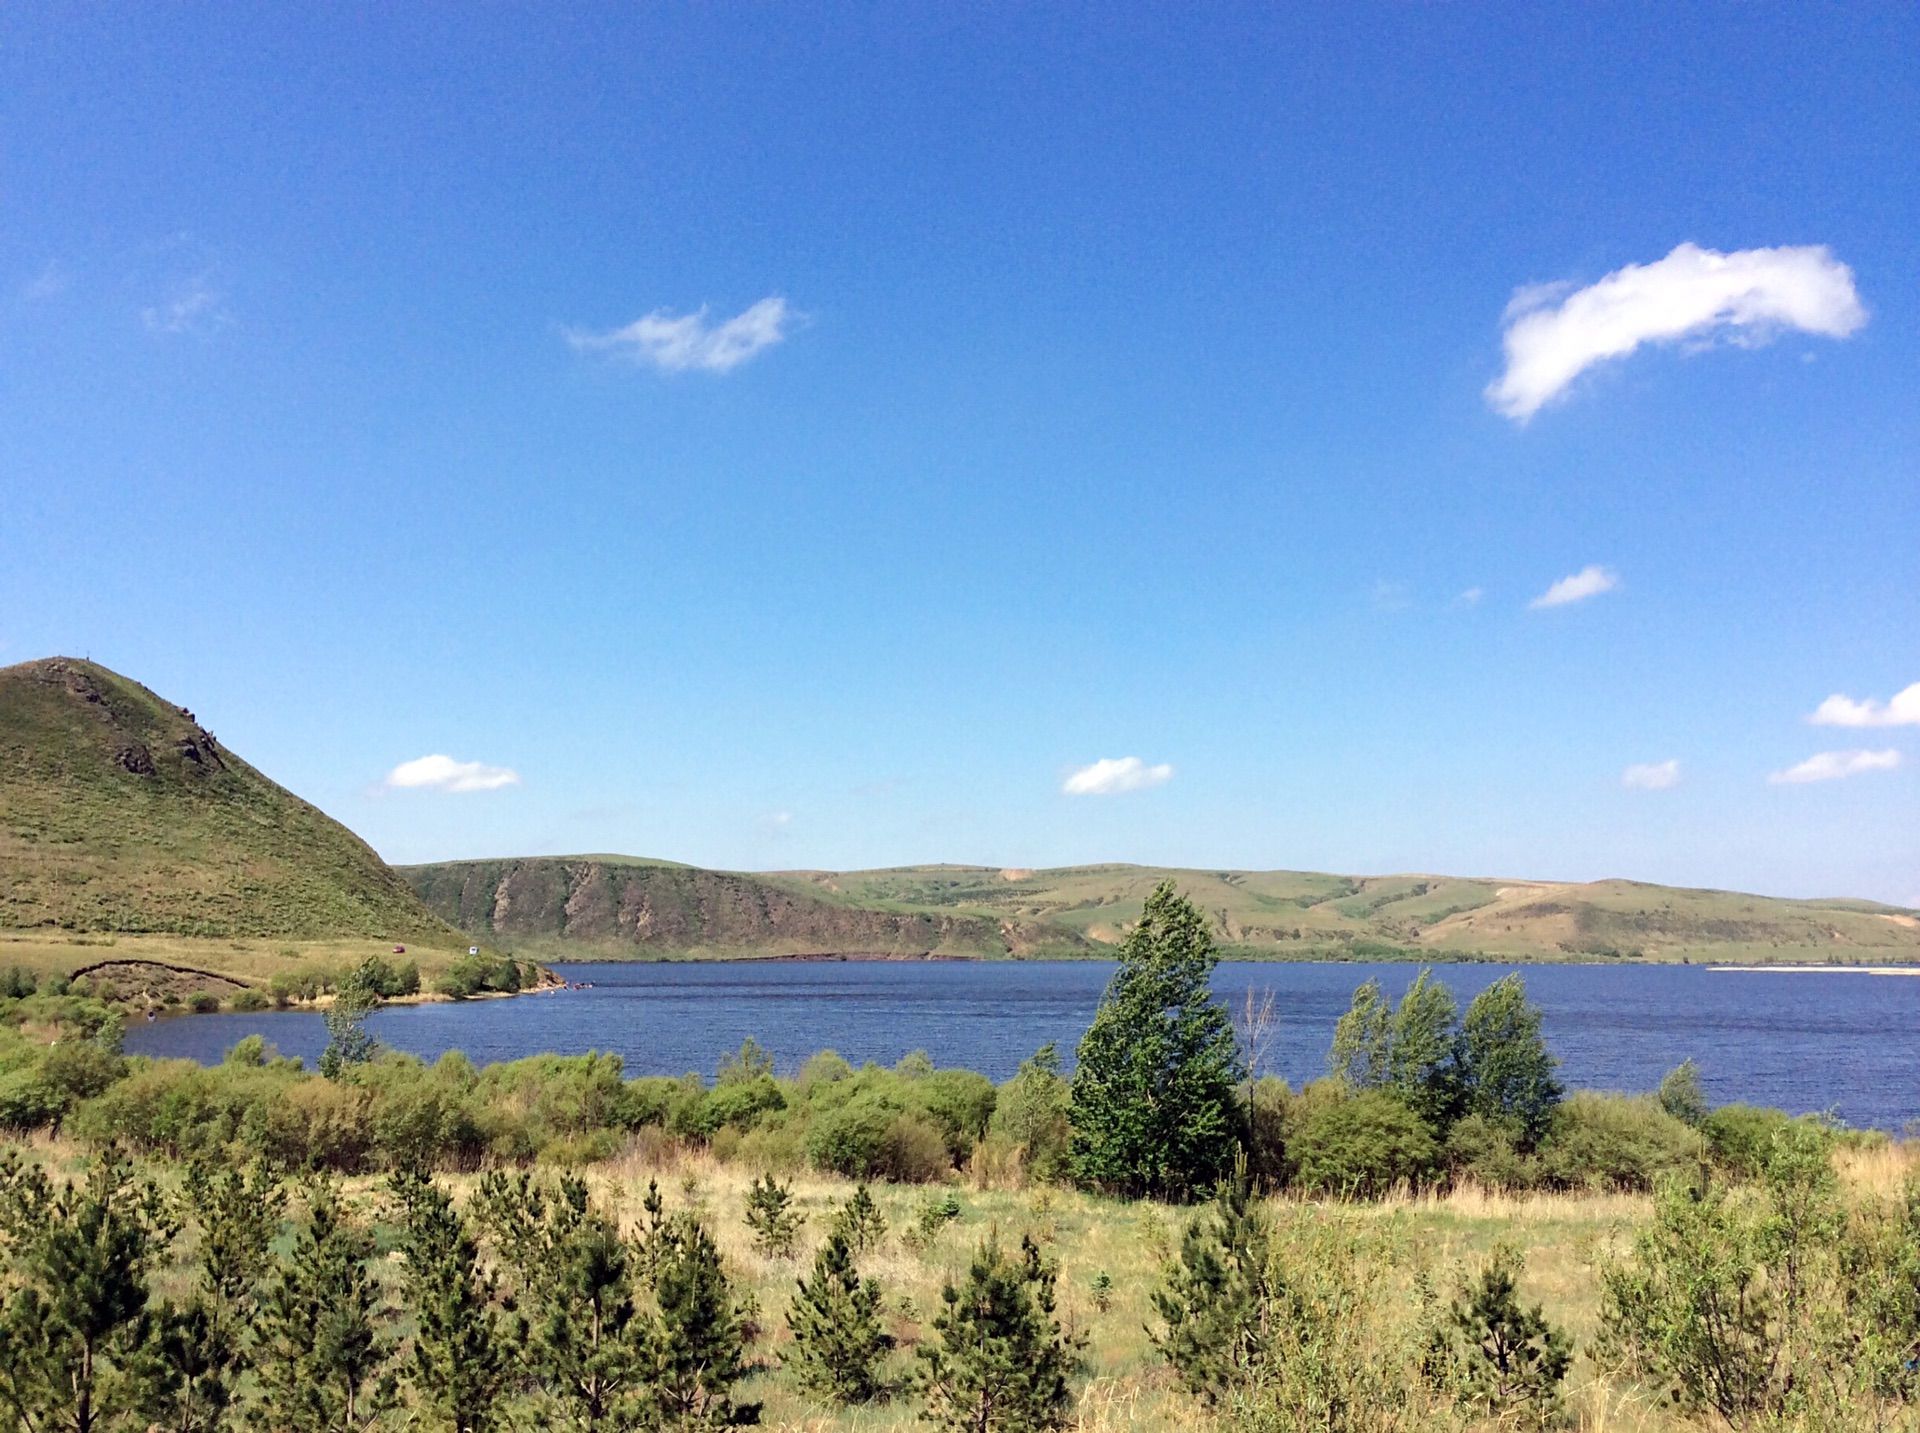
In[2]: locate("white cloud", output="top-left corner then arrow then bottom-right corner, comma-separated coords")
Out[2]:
567,296 -> 795,373
383,754 -> 522,794
1808,681 -> 1920,729
1487,242 -> 1866,421
142,273 -> 229,335
1529,565 -> 1619,609
1622,759 -> 1682,791
1062,756 -> 1174,797
1767,749 -> 1901,785
22,262 -> 68,301
1456,587 -> 1485,606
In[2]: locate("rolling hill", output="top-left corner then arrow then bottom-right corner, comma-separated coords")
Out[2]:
405,856 -> 1920,965
0,657 -> 455,944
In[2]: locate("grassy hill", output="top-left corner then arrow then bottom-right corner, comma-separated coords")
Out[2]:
0,657 -> 457,949
407,855 -> 1920,965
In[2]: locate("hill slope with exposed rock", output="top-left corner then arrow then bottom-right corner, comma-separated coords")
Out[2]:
407,855 -> 1920,965
402,855 -> 1091,959
0,657 -> 456,941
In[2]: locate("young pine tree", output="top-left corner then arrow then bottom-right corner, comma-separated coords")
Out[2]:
1150,1152 -> 1272,1403
1442,1245 -> 1571,1425
647,1216 -> 761,1428
392,1172 -> 512,1433
829,1182 -> 888,1255
742,1172 -> 803,1258
472,1170 -> 652,1432
0,1148 -> 172,1433
917,1232 -> 1077,1433
1069,881 -> 1245,1200
148,1160 -> 286,1433
247,1181 -> 396,1433
785,1228 -> 892,1404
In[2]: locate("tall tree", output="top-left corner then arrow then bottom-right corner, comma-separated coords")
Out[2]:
1069,881 -> 1245,1200
319,960 -> 384,1079
1458,975 -> 1562,1149
785,1229 -> 892,1404
917,1232 -> 1076,1433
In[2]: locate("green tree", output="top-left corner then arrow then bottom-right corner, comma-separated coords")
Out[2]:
828,1183 -> 888,1255
1328,970 -> 1463,1131
742,1173 -> 803,1258
1440,1245 -> 1571,1426
318,960 -> 384,1079
987,1045 -> 1073,1183
785,1229 -> 892,1404
1069,882 -> 1245,1200
247,1181 -> 395,1432
917,1232 -> 1076,1432
0,1148 -> 171,1433
647,1215 -> 760,1428
1150,1152 -> 1271,1402
1458,975 -> 1561,1149
474,1171 -> 651,1433
1656,1059 -> 1708,1128
148,1160 -> 285,1433
392,1172 -> 511,1433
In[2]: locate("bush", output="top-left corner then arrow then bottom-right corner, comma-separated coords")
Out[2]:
229,988 -> 270,1012
1444,1111 -> 1535,1190
807,1096 -> 896,1178
1701,1103 -> 1807,1177
1536,1092 -> 1702,1192
876,1111 -> 953,1182
188,992 -> 222,1014
1657,1059 -> 1707,1127
988,1045 -> 1072,1184
1288,1086 -> 1439,1198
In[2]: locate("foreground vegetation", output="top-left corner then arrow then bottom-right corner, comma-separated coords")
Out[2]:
1,882 -> 1914,1429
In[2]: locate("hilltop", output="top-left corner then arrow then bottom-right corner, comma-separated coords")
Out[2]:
0,657 -> 455,945
405,855 -> 1920,965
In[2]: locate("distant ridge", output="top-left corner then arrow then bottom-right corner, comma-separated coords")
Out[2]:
0,657 -> 455,941
404,855 -> 1920,965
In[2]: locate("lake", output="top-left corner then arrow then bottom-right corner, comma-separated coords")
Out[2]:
122,960 -> 1920,1131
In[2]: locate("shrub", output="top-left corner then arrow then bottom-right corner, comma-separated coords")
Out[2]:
989,1044 -> 1073,1184
1701,1103 -> 1805,1177
188,991 -> 222,1014
229,988 -> 270,1012
1536,1092 -> 1702,1192
1289,1086 -> 1439,1198
1444,1111 -> 1535,1190
877,1110 -> 953,1183
806,1096 -> 896,1178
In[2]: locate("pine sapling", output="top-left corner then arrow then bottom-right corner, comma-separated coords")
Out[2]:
786,1229 -> 892,1404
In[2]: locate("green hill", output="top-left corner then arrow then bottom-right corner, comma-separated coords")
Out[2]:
0,657 -> 454,942
406,855 -> 1920,965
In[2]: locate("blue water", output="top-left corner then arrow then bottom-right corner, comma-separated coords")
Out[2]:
122,960 -> 1920,1131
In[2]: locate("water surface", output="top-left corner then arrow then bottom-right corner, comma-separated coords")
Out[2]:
123,960 -> 1920,1130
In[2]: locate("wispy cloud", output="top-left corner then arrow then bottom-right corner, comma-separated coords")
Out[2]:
1456,587 -> 1485,607
1622,759 -> 1682,791
1808,682 -> 1920,729
566,296 -> 795,373
1062,756 -> 1173,796
142,273 -> 229,336
1370,580 -> 1412,613
22,262 -> 68,302
1529,565 -> 1619,609
382,754 -> 522,794
1767,749 -> 1901,785
1487,243 -> 1866,421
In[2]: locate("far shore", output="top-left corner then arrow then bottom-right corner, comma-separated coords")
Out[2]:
1709,964 -> 1920,976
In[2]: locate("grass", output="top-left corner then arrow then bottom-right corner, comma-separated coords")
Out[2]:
0,928 -> 488,990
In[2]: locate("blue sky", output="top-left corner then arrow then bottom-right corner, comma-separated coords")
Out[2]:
3,6 -> 1915,902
